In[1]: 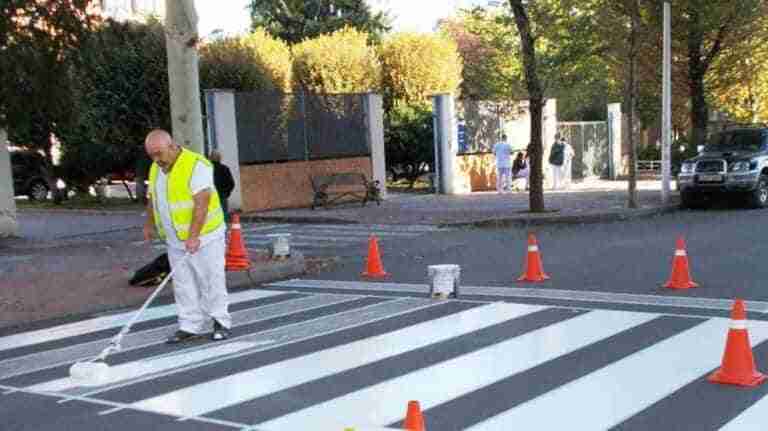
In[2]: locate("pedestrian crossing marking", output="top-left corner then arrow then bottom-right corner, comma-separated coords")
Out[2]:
3,285 -> 768,430
129,302 -> 543,417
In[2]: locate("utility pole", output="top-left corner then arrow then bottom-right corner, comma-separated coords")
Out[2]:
661,0 -> 672,204
165,0 -> 205,153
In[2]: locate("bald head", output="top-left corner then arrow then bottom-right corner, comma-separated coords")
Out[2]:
145,129 -> 180,173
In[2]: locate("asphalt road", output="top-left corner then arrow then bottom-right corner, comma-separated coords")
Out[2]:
311,206 -> 768,302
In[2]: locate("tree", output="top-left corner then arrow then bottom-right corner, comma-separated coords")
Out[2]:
291,27 -> 381,94
164,0 -> 204,152
199,29 -> 292,92
56,18 -> 171,195
248,0 -> 390,44
508,0 -> 546,212
379,32 -> 463,107
0,0 -> 96,161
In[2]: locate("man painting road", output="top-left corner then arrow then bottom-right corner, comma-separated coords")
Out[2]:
142,129 -> 232,343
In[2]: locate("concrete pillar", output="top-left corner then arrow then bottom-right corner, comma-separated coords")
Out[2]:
607,103 -> 622,179
0,129 -> 18,237
432,94 -> 462,194
204,90 -> 243,211
363,93 -> 387,200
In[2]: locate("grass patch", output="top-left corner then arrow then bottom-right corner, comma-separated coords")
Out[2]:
386,178 -> 433,194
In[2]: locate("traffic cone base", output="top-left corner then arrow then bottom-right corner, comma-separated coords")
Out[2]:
518,234 -> 549,283
361,235 -> 388,278
403,400 -> 425,431
708,299 -> 766,387
226,214 -> 251,271
664,236 -> 697,289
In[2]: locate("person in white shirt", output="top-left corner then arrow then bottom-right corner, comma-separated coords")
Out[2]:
493,134 -> 513,193
143,130 -> 231,344
549,135 -> 575,190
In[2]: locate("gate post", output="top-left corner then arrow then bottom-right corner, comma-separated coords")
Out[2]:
432,94 -> 460,195
363,93 -> 387,200
204,90 -> 243,211
607,103 -> 622,179
0,128 -> 18,237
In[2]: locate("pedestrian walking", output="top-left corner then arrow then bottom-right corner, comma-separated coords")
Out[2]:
493,134 -> 513,193
549,134 -> 574,190
143,129 -> 232,344
208,150 -> 235,223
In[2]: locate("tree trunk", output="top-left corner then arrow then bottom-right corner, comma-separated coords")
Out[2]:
626,0 -> 640,209
165,0 -> 205,153
689,68 -> 709,147
509,0 -> 545,212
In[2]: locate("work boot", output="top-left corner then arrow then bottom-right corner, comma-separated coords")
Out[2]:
211,320 -> 231,341
165,330 -> 204,344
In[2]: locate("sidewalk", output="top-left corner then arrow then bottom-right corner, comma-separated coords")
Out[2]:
245,179 -> 680,227
0,179 -> 679,331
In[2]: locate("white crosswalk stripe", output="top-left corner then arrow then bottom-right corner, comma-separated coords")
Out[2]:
3,283 -> 768,431
241,223 -> 448,253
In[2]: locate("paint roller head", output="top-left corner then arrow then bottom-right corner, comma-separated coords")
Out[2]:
69,361 -> 110,387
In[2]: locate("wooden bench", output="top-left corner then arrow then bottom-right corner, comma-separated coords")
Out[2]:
309,173 -> 382,210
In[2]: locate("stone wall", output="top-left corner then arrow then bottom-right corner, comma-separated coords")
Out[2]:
239,156 -> 372,212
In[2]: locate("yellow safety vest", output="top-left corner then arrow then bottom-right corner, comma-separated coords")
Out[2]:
148,148 -> 224,241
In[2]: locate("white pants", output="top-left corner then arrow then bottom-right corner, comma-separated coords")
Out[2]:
551,164 -> 565,190
168,239 -> 231,334
497,167 -> 512,192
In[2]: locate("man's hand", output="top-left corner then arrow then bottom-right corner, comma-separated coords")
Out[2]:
143,223 -> 154,242
185,236 -> 201,254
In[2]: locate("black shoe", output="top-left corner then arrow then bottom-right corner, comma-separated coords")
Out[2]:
165,330 -> 203,344
211,320 -> 231,341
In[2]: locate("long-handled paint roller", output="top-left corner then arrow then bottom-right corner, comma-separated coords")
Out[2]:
69,253 -> 190,387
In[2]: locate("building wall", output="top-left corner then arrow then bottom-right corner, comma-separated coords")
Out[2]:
239,157 -> 373,212
0,130 -> 18,237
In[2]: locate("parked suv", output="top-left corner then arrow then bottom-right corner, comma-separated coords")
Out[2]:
10,149 -> 51,200
677,126 -> 768,209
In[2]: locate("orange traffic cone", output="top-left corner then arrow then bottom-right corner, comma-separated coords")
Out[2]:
403,400 -> 425,431
225,213 -> 251,271
518,233 -> 550,282
663,236 -> 698,289
361,235 -> 388,278
709,299 -> 766,387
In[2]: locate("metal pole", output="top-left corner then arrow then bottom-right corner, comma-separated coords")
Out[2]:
661,0 -> 672,204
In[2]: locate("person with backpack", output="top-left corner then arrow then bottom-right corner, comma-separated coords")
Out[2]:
549,134 -> 574,190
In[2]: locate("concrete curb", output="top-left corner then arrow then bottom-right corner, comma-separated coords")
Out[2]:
241,205 -> 680,228
442,205 -> 680,229
226,251 -> 307,289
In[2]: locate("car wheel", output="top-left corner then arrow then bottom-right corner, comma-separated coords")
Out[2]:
28,180 -> 49,201
748,176 -> 768,209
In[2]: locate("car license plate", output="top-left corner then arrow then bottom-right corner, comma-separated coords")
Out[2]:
698,174 -> 723,182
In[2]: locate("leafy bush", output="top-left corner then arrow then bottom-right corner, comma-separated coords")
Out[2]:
385,103 -> 434,186
291,27 -> 381,94
199,29 -> 292,92
379,32 -> 463,107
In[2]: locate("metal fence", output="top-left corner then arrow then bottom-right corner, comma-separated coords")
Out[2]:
234,92 -> 370,164
455,100 -> 523,155
557,121 -> 610,180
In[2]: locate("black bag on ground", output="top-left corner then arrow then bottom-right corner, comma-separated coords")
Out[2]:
129,253 -> 170,287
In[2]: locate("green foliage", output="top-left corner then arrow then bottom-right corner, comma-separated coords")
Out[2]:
292,27 -> 381,94
56,18 -> 170,191
384,104 -> 434,186
0,0 -> 96,159
379,32 -> 463,107
249,0 -> 390,44
199,29 -> 292,92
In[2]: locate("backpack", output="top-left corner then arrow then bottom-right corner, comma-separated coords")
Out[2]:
129,253 -> 171,287
549,142 -> 565,166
